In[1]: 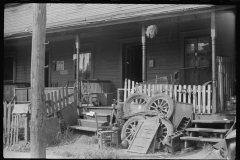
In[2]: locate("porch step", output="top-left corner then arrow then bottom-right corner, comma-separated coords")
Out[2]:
69,125 -> 97,132
180,137 -> 223,143
77,119 -> 109,128
185,128 -> 229,133
191,120 -> 233,124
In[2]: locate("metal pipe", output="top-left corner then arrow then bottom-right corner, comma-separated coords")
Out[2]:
75,34 -> 80,106
211,11 -> 217,113
142,26 -> 146,82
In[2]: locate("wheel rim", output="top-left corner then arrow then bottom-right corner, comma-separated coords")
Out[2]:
124,93 -> 150,117
157,118 -> 173,144
149,97 -> 170,115
145,93 -> 174,119
121,116 -> 145,144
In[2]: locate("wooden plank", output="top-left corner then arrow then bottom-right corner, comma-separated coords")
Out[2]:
192,120 -> 233,123
124,79 -> 127,101
7,104 -> 12,145
197,85 -> 201,114
183,85 -> 186,103
202,85 -> 206,114
192,85 -> 197,113
207,85 -> 211,113
185,128 -> 229,133
54,91 -> 58,111
58,89 -> 62,109
187,85 -> 191,104
148,84 -> 151,96
62,86 -> 66,108
180,137 -> 223,143
128,79 -> 131,98
178,85 -> 182,102
4,102 -> 7,140
128,120 -> 160,154
16,114 -> 19,144
66,85 -> 69,106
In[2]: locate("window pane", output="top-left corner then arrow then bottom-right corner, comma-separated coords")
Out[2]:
185,39 -> 197,56
4,57 -> 13,81
198,37 -> 210,52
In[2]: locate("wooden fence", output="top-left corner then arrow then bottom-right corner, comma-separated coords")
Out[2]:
117,79 -> 212,114
3,85 -> 77,146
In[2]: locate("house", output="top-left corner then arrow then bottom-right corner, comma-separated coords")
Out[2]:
4,4 -> 236,120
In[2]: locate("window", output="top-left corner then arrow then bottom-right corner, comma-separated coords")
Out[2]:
4,56 -> 15,83
74,52 -> 91,80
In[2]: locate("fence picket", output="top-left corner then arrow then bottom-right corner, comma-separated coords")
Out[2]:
4,102 -> 7,142
178,85 -> 182,102
51,92 -> 56,117
202,85 -> 206,114
16,114 -> 19,144
131,81 -> 135,94
197,85 -> 202,114
54,91 -> 58,111
183,85 -> 186,103
10,113 -> 14,145
58,89 -> 62,109
187,85 -> 191,104
160,84 -> 163,93
169,85 -> 173,98
192,85 -> 197,113
207,85 -> 211,114
174,85 -> 177,101
62,87 -> 66,108
143,84 -> 147,95
148,84 -> 151,96
47,93 -> 52,116
66,85 -> 69,106
124,79 -> 127,101
128,79 -> 131,98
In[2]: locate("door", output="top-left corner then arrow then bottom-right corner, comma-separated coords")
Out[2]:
123,45 -> 142,84
184,36 -> 211,85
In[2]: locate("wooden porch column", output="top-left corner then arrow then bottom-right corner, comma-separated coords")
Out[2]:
75,34 -> 80,106
142,26 -> 146,82
211,11 -> 217,114
30,4 -> 46,158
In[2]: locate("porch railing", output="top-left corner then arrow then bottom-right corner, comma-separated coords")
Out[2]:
118,79 -> 212,114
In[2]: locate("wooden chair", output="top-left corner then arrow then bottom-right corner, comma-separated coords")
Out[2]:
95,113 -> 119,149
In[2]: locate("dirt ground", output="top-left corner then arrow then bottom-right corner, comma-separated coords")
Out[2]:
3,131 -> 225,159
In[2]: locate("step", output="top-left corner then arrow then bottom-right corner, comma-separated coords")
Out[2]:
77,119 -> 109,128
69,125 -> 97,132
185,128 -> 229,133
191,120 -> 233,124
180,136 -> 223,143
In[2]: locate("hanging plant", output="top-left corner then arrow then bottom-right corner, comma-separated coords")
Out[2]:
145,25 -> 158,39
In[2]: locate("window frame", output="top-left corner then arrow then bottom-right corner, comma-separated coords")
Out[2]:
4,54 -> 16,83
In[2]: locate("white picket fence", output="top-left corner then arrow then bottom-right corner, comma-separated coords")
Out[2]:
118,79 -> 212,114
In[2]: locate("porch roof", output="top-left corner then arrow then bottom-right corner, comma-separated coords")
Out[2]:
4,4 -> 219,39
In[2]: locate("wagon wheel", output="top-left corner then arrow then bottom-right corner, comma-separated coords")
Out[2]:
145,93 -> 174,119
123,93 -> 150,117
157,118 -> 174,144
121,116 -> 145,144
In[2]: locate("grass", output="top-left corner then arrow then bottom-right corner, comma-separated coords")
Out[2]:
81,135 -> 98,145
83,149 -> 121,159
6,141 -> 30,152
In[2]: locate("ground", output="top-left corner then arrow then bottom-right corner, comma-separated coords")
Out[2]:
3,130 -> 225,159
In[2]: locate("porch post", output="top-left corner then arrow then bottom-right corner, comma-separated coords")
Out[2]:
142,25 -> 146,82
75,34 -> 80,106
211,11 -> 217,113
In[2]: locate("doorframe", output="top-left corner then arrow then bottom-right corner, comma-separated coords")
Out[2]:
179,29 -> 210,84
46,47 -> 52,87
119,37 -> 141,87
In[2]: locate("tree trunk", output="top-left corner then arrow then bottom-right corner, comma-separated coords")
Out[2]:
30,3 -> 47,158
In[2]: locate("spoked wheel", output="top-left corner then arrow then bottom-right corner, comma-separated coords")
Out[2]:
157,118 -> 174,144
123,93 -> 150,117
145,93 -> 174,119
121,116 -> 145,144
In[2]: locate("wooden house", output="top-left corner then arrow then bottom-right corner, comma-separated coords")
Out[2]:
4,4 -> 236,120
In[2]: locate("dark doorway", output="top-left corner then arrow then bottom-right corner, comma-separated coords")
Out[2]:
45,52 -> 49,87
122,44 -> 142,86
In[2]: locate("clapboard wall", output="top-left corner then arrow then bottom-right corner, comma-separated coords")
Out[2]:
4,11 -> 236,94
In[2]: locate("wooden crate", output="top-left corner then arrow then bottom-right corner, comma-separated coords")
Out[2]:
97,93 -> 115,106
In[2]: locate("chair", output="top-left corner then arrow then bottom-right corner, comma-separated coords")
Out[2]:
95,113 -> 119,149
